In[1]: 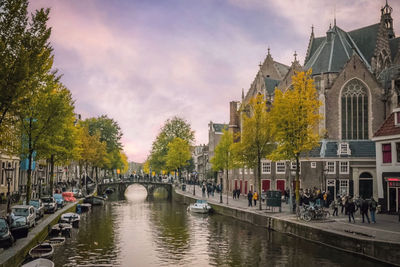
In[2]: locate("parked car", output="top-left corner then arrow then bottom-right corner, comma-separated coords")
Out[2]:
10,205 -> 36,237
53,194 -> 65,208
41,197 -> 57,213
28,199 -> 44,219
0,217 -> 14,247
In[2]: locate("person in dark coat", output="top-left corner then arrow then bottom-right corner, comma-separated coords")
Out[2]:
247,191 -> 253,207
369,198 -> 377,223
360,198 -> 370,223
347,198 -> 357,223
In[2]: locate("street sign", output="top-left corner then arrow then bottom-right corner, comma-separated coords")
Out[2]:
266,190 -> 282,208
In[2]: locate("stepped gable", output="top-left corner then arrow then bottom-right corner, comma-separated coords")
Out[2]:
304,24 -> 372,75
374,112 -> 400,137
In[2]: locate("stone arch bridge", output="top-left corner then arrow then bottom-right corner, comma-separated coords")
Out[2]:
98,181 -> 173,200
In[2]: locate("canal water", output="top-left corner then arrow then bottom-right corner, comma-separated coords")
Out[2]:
51,185 -> 386,267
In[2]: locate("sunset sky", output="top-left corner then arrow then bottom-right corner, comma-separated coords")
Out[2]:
29,0 -> 400,163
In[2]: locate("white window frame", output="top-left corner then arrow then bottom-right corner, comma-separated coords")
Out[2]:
311,162 -> 316,168
250,168 -> 253,174
290,162 -> 301,174
244,167 -> 248,175
326,161 -> 336,174
339,179 -> 349,196
239,168 -> 242,175
261,161 -> 271,174
339,161 -> 349,174
338,142 -> 351,155
276,162 -> 286,174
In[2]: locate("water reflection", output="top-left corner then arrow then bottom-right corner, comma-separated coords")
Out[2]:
52,190 -> 389,267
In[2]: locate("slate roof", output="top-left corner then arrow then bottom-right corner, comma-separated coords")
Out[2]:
273,61 -> 290,79
389,37 -> 400,61
212,123 -> 228,133
304,25 -> 373,75
348,23 -> 380,64
373,112 -> 400,137
300,140 -> 375,158
264,77 -> 280,94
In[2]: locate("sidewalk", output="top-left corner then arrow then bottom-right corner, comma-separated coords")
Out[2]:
180,184 -> 400,243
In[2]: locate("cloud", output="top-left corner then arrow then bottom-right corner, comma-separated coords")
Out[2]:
27,0 -> 398,162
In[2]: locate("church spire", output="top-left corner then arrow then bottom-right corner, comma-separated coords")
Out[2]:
241,88 -> 244,100
381,0 -> 395,39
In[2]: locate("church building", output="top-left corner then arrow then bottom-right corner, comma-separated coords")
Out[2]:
228,1 -> 400,212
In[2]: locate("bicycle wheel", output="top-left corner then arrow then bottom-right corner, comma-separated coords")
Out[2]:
303,212 -> 312,222
324,211 -> 330,219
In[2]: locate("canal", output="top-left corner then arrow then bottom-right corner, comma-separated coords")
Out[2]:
51,185 -> 387,266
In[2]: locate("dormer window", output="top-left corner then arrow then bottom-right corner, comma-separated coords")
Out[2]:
338,142 -> 351,155
396,111 -> 400,126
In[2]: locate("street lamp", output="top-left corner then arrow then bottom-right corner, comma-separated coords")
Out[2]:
5,162 -> 14,214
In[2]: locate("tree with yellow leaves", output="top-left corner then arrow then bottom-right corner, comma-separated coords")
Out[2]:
269,70 -> 322,213
232,94 -> 274,210
165,137 -> 191,181
210,129 -> 234,204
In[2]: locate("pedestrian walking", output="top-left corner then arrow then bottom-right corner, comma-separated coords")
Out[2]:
202,185 -> 206,197
236,189 -> 240,199
247,190 -> 253,207
360,198 -> 370,223
253,191 -> 258,206
331,199 -> 338,216
347,198 -> 357,223
369,198 -> 377,223
232,189 -> 236,199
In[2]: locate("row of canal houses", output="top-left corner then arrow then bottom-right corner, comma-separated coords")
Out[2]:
195,2 -> 400,214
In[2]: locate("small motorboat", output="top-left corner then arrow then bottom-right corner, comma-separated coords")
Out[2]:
46,236 -> 65,247
22,258 -> 54,267
50,223 -> 72,237
29,242 -> 54,259
84,195 -> 105,206
187,200 -> 212,214
60,212 -> 80,228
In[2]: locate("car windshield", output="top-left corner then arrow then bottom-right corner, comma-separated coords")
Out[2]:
29,201 -> 39,208
42,198 -> 53,203
12,208 -> 28,216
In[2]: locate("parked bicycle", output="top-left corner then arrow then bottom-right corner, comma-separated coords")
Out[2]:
300,203 -> 330,221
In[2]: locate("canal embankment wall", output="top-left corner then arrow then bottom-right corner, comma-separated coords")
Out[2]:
0,201 -> 79,267
173,189 -> 400,266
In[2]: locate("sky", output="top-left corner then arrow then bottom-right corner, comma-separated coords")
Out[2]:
28,0 -> 400,163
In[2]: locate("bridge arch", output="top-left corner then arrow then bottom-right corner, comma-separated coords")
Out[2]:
98,181 -> 173,200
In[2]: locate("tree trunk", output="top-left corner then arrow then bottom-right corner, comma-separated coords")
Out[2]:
50,155 -> 54,195
226,169 -> 229,205
258,156 -> 262,210
295,155 -> 300,215
26,149 -> 33,204
95,167 -> 98,184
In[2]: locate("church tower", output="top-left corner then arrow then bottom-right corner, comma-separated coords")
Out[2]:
381,0 -> 395,39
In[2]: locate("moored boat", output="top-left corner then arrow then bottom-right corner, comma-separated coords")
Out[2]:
188,200 -> 212,214
60,212 -> 80,228
50,223 -> 72,237
84,195 -> 105,206
80,203 -> 91,212
22,258 -> 54,267
46,236 -> 65,247
29,243 -> 54,259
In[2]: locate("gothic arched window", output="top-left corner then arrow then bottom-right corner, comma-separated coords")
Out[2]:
341,79 -> 369,140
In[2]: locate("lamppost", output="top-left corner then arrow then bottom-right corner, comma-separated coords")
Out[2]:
5,162 -> 14,214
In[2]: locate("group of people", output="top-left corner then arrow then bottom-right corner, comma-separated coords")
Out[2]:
247,190 -> 259,207
332,195 -> 378,223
